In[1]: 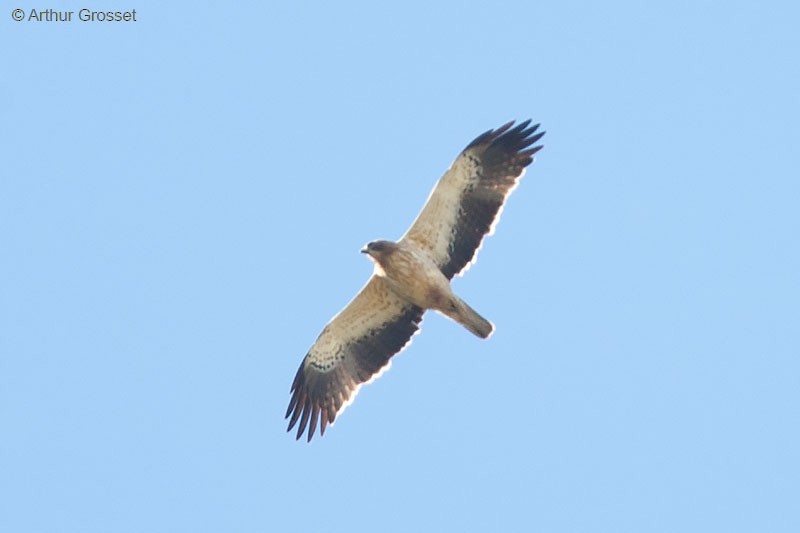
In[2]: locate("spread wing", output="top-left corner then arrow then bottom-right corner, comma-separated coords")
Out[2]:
286,276 -> 424,442
401,120 -> 545,279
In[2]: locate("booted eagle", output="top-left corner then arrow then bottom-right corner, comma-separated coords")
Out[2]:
286,120 -> 545,441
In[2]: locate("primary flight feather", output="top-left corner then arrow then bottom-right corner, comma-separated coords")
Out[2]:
286,120 -> 545,441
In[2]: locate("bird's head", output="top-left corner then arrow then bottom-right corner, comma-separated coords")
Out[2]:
361,240 -> 395,260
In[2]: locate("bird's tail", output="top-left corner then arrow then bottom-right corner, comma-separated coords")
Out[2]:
449,297 -> 494,339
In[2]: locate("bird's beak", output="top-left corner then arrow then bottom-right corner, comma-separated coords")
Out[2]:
360,247 -> 368,254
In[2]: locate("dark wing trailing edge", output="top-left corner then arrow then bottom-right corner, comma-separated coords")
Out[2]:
402,120 -> 545,279
286,277 -> 424,442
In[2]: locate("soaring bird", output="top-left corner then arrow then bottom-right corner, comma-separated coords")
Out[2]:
286,120 -> 545,441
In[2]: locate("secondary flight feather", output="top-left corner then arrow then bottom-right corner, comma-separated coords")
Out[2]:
286,120 -> 545,441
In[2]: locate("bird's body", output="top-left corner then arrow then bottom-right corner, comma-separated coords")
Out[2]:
362,240 -> 493,339
286,120 -> 545,441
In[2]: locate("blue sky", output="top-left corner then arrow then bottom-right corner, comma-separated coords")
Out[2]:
2,1 -> 798,531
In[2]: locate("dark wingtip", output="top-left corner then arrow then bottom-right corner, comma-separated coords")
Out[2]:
464,119 -> 545,154
464,120 -> 515,151
527,130 -> 546,146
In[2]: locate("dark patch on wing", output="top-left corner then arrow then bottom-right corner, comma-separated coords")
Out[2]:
285,304 -> 424,442
441,120 -> 545,279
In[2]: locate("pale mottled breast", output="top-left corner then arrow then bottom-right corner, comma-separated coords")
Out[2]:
376,243 -> 450,309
